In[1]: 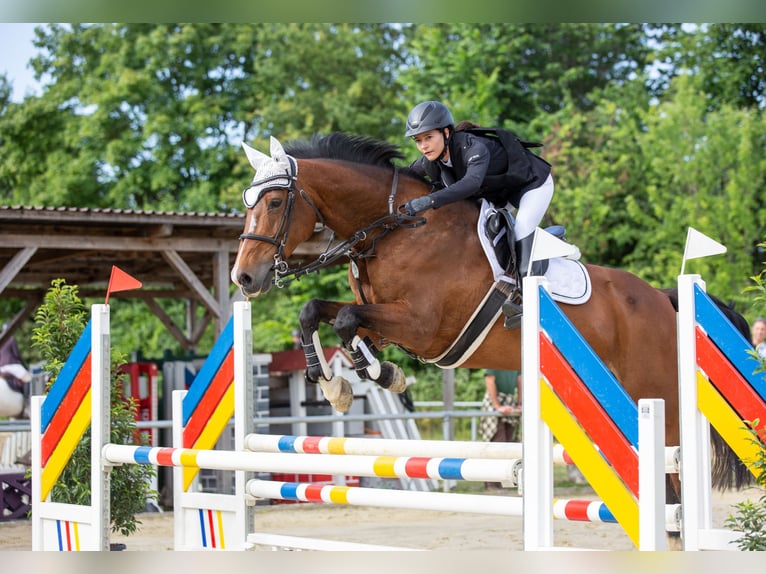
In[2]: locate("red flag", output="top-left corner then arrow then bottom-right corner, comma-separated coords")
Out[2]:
105,265 -> 143,305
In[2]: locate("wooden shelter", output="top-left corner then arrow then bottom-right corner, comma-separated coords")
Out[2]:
0,205 -> 333,351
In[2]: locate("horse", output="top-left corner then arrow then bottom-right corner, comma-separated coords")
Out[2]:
229,132 -> 752,515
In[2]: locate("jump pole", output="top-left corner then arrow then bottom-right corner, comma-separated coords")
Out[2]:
245,433 -> 680,474
677,274 -> 766,550
521,275 -> 667,551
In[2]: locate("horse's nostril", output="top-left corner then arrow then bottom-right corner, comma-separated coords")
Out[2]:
238,273 -> 252,288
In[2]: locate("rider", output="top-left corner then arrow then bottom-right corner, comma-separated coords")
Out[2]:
402,101 -> 554,310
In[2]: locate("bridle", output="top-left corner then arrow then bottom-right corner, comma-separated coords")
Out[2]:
238,155 -> 425,288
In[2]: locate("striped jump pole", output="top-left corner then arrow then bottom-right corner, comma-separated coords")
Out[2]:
245,480 -> 681,531
248,478 -> 614,520
521,275 -> 667,551
245,433 -> 681,475
102,444 -> 522,483
677,274 -> 766,550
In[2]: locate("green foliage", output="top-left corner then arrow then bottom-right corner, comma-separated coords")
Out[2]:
31,279 -> 156,537
3,22 -> 766,376
725,259 -> 766,550
406,367 -> 485,440
724,421 -> 766,551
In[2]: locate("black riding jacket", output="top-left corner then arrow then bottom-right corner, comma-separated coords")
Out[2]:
409,131 -> 551,209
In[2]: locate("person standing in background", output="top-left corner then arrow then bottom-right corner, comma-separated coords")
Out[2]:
480,369 -> 521,443
480,369 -> 521,490
751,317 -> 766,359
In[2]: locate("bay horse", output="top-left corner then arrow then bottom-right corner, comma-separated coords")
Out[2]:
230,133 -> 751,511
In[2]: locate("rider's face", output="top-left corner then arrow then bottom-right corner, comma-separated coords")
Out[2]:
412,129 -> 448,162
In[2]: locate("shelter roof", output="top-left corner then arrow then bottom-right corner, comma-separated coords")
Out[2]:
0,205 -> 335,350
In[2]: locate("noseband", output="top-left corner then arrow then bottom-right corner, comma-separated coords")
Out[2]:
239,156 -> 425,288
238,155 -> 326,284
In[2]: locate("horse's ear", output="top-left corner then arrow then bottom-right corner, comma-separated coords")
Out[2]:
241,141 -> 270,171
269,136 -> 288,164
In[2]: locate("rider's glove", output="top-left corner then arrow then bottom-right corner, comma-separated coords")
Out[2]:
404,195 -> 435,216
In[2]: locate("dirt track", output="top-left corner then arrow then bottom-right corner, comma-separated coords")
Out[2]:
1,486 -> 756,551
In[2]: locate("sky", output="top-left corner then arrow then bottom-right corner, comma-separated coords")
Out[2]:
0,23 -> 43,102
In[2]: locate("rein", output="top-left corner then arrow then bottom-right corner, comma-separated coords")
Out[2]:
239,159 -> 425,288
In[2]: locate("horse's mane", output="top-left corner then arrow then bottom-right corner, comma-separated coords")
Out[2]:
283,132 -> 430,186
284,132 -> 404,167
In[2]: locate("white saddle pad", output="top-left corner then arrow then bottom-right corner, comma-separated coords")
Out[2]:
477,201 -> 592,305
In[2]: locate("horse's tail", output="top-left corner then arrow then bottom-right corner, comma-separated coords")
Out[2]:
661,287 -> 755,491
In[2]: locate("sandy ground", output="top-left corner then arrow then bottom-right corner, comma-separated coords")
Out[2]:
0,486 -> 758,552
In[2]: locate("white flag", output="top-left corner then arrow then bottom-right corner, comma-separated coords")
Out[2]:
681,227 -> 726,274
530,227 -> 580,265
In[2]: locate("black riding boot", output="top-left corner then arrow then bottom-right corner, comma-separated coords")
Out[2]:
502,234 -> 546,329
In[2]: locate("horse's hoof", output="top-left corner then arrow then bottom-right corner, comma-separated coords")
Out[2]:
380,361 -> 407,393
319,376 -> 354,413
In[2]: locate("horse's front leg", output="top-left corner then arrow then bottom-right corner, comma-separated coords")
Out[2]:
333,304 -> 408,394
298,299 -> 355,412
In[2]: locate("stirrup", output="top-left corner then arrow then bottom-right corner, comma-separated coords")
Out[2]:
502,297 -> 523,330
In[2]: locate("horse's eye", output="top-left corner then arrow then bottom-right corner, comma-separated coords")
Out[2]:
268,197 -> 283,210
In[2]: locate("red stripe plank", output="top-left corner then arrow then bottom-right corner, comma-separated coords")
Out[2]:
302,437 -> 322,453
696,328 -> 766,432
183,349 -> 235,448
403,457 -> 430,478
156,448 -> 176,466
562,499 -> 590,521
304,484 -> 324,502
206,509 -> 217,548
540,336 -> 639,495
41,357 -> 91,467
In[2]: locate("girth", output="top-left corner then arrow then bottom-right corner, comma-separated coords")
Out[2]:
427,281 -> 516,369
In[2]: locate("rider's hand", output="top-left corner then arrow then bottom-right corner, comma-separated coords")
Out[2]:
404,195 -> 434,216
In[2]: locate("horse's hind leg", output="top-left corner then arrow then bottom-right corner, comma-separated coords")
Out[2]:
333,306 -> 407,393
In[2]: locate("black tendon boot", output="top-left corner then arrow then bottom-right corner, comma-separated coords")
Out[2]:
502,234 -> 547,329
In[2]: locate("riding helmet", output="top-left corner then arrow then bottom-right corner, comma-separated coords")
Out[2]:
404,101 -> 454,137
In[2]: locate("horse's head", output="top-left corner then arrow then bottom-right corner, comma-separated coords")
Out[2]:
231,136 -> 321,297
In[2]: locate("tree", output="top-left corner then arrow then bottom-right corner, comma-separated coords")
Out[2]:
651,24 -> 766,111
0,23 -> 407,212
399,23 -> 651,132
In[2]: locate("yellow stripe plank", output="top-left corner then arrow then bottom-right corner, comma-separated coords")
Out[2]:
41,390 -> 92,500
540,380 -> 639,547
697,373 -> 764,478
328,486 -> 350,504
372,456 -> 398,478
326,437 -> 347,454
183,383 -> 235,491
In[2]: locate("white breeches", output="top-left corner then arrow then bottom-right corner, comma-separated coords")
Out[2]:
512,173 -> 554,241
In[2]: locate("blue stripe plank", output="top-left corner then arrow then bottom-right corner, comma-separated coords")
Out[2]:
182,317 -> 234,425
41,321 -> 92,431
694,284 -> 766,402
437,458 -> 465,480
597,503 -> 617,522
280,482 -> 301,500
197,509 -> 208,547
278,435 -> 298,453
133,446 -> 153,464
539,287 -> 638,447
